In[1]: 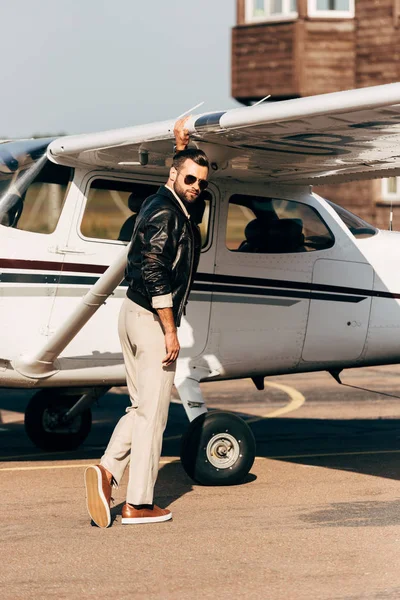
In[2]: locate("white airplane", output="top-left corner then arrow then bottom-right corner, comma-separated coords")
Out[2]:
2,82 -> 400,486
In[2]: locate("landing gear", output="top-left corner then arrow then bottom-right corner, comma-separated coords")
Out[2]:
180,411 -> 256,486
24,389 -> 92,451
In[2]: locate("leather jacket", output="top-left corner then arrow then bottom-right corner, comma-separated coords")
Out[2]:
126,185 -> 201,327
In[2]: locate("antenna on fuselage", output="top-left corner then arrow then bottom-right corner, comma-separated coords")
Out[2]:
175,101 -> 205,121
251,95 -> 271,107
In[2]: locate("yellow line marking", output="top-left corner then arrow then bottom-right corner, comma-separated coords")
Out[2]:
246,381 -> 306,423
0,381 -> 304,462
0,464 -> 95,472
0,382 -> 305,456
163,381 -> 306,441
0,450 -> 78,461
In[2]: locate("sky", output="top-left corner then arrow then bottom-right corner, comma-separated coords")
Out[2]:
1,0 -> 240,138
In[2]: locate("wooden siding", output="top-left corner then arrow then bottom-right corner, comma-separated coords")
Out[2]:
302,20 -> 355,95
232,19 -> 355,101
232,22 -> 299,101
356,0 -> 400,87
314,180 -> 379,224
233,0 -> 400,100
315,180 -> 395,230
232,0 -> 399,225
320,0 -> 399,219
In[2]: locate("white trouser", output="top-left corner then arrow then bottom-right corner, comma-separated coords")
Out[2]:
101,298 -> 175,505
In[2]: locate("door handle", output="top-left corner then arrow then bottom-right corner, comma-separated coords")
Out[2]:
50,246 -> 86,255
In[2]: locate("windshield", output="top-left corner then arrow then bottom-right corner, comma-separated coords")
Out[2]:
0,138 -> 54,227
0,138 -> 72,233
326,200 -> 377,239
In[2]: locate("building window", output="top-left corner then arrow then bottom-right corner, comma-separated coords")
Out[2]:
382,177 -> 400,202
245,0 -> 298,23
308,0 -> 354,18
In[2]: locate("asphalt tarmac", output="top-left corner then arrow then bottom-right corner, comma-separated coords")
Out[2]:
1,366 -> 400,599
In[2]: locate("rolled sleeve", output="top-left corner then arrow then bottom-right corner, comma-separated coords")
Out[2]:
152,293 -> 173,309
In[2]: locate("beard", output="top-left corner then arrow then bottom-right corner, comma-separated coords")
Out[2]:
173,179 -> 199,205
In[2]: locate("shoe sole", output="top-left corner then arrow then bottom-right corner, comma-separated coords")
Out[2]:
84,466 -> 111,528
121,513 -> 172,525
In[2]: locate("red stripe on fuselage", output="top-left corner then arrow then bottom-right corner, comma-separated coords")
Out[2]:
0,258 -> 107,274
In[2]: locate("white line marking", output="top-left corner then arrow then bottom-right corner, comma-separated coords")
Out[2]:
2,449 -> 400,473
263,449 -> 400,460
0,458 -> 178,473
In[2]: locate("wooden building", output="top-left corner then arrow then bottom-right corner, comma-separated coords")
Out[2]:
232,0 -> 400,227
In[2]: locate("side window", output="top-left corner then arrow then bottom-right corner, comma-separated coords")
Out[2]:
81,179 -> 212,248
226,194 -> 334,253
16,161 -> 72,234
81,180 -> 158,242
194,190 -> 212,249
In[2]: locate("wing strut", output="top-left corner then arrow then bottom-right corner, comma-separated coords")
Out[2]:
12,246 -> 129,379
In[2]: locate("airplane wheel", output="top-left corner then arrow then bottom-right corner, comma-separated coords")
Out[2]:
24,390 -> 92,451
180,411 -> 256,486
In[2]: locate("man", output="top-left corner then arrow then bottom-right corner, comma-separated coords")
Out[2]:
84,118 -> 209,527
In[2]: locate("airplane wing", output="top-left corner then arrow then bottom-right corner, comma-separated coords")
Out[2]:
48,82 -> 400,185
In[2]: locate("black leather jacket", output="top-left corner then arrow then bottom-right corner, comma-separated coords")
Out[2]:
126,186 -> 201,327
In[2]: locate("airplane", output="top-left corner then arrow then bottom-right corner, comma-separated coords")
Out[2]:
2,82 -> 400,487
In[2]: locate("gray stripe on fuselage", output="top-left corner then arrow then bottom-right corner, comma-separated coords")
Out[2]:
0,287 -> 297,307
1,287 -> 209,300
209,293 -> 299,307
0,286 -> 127,298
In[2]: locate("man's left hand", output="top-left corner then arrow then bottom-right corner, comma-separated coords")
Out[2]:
174,116 -> 190,152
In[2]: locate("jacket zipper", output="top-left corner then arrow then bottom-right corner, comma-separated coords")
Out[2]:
178,219 -> 195,321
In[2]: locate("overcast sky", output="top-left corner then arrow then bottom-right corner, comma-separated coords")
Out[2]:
1,0 -> 239,138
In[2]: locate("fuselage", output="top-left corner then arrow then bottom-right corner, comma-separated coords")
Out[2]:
1,149 -> 400,389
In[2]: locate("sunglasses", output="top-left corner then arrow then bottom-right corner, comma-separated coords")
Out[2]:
182,174 -> 209,192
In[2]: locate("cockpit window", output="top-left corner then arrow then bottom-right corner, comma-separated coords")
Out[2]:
80,179 -> 158,242
16,161 -> 72,234
326,200 -> 377,239
0,139 -> 72,234
80,178 -> 212,248
227,194 -> 334,253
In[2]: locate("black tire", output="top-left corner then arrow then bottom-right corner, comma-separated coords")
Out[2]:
24,390 -> 92,451
180,411 -> 256,486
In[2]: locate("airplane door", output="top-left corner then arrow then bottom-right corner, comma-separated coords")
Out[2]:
302,259 -> 373,362
208,191 -> 338,376
0,160 -> 72,361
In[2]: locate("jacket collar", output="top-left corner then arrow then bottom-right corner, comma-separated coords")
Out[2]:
157,185 -> 190,219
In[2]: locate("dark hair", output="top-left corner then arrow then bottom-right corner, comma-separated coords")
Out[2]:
172,148 -> 209,171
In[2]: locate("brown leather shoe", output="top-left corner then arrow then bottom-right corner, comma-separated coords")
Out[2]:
121,503 -> 172,524
84,465 -> 112,528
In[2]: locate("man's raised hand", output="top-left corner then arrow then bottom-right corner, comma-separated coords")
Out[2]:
174,116 -> 190,152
